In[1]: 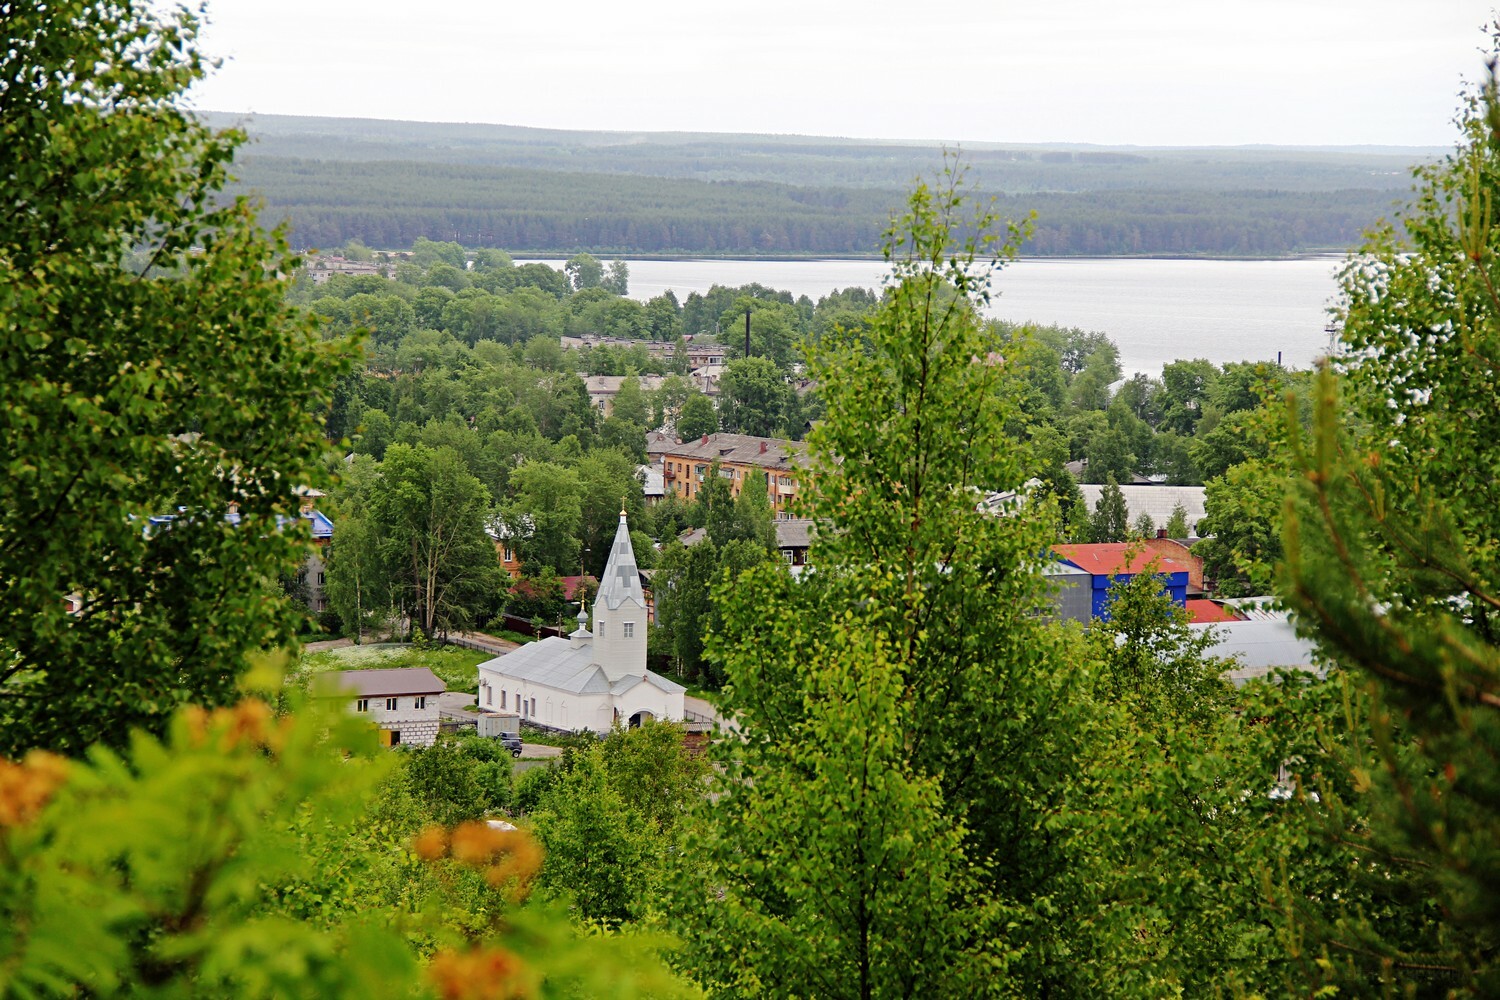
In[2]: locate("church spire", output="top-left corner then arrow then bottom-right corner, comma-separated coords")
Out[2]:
597,508 -> 644,611
592,508 -> 647,682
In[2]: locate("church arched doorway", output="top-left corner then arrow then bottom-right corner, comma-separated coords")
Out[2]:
627,710 -> 656,728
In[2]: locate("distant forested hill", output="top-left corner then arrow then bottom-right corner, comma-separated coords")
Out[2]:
211,112 -> 1434,257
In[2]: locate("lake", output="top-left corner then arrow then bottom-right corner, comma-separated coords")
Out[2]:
521,256 -> 1346,376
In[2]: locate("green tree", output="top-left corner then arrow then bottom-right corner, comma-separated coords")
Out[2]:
1276,64 -> 1500,993
505,461 -> 583,575
652,540 -> 718,681
716,356 -> 790,437
532,745 -> 658,926
0,681 -> 690,997
645,292 -> 683,341
324,513 -> 384,641
367,444 -> 502,637
675,392 -> 718,440
1090,475 -> 1129,543
611,374 -> 649,427
675,168 -> 1100,994
604,259 -> 630,295
1158,358 -> 1218,435
564,252 -> 604,292
0,0 -> 356,757
1196,459 -> 1285,596
1163,501 -> 1189,539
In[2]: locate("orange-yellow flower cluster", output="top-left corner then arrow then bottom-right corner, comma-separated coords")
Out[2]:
183,698 -> 289,753
0,750 -> 69,828
427,947 -> 533,1000
412,821 -> 544,900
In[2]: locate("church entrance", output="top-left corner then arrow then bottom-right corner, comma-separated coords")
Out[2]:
627,710 -> 656,728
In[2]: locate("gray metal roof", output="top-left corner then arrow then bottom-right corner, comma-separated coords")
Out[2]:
1190,619 -> 1322,684
478,636 -> 686,697
320,667 -> 446,698
478,638 -> 612,695
598,512 -> 645,611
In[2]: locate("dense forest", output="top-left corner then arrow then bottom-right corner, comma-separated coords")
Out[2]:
213,111 -> 1428,257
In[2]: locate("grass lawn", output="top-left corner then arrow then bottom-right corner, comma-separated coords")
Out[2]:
298,643 -> 489,695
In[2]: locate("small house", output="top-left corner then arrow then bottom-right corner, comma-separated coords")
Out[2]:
321,667 -> 446,747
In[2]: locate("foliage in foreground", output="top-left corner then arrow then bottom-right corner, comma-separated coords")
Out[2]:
1277,61 -> 1500,994
0,0 -> 359,758
0,662 -> 692,998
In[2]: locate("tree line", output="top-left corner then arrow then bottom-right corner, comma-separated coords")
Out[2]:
232,154 -> 1404,257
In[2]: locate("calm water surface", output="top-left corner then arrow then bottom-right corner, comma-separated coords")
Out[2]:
523,257 -> 1345,376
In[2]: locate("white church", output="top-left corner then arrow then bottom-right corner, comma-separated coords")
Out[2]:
476,510 -> 686,733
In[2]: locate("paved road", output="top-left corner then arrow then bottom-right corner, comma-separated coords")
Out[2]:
514,744 -> 562,775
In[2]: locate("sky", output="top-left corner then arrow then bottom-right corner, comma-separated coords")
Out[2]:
189,1 -> 1495,147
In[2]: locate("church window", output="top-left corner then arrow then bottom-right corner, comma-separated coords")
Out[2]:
598,621 -> 606,639
623,622 -> 634,638
501,689 -> 507,709
531,697 -> 537,716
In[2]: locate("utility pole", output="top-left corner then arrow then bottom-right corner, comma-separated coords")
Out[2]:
744,307 -> 752,359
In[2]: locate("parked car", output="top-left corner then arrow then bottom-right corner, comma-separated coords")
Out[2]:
498,732 -> 523,758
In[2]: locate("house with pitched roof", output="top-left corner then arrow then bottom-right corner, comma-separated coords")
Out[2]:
475,511 -> 685,733
317,666 -> 446,747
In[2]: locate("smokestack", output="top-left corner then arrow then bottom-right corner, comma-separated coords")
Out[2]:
745,308 -> 751,358
759,440 -> 768,454
701,434 -> 709,445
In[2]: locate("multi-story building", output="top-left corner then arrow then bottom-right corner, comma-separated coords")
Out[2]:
659,432 -> 806,518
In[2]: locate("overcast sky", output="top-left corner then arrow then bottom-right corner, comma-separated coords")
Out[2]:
189,1 -> 1494,147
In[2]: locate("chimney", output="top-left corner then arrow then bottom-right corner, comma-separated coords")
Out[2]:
759,440 -> 768,454
701,434 -> 709,445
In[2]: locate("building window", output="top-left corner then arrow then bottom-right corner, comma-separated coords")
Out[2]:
503,546 -> 514,562
415,696 -> 426,710
317,571 -> 325,585
531,697 -> 537,717
356,698 -> 369,712
623,622 -> 634,638
385,697 -> 398,711
598,621 -> 605,639
501,689 -> 507,709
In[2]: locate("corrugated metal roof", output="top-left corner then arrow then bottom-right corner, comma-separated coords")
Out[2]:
1078,484 -> 1207,535
1218,597 -> 1289,622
